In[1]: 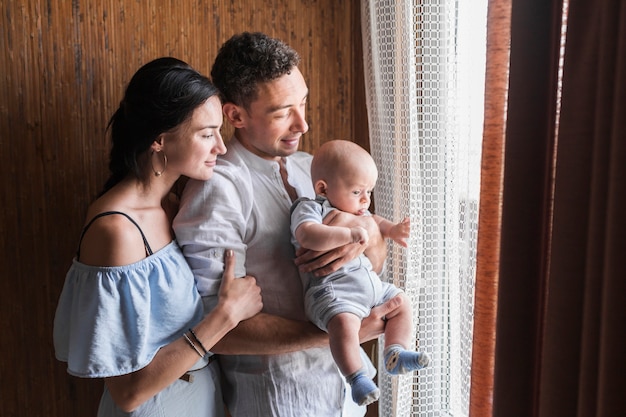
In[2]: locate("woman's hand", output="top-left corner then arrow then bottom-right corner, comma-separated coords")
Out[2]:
217,250 -> 263,324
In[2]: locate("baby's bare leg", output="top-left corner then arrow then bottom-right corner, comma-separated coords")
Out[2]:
327,312 -> 365,376
383,293 -> 430,374
383,292 -> 414,348
327,312 -> 380,406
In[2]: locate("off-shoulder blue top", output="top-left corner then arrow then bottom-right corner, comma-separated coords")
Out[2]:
53,236 -> 204,378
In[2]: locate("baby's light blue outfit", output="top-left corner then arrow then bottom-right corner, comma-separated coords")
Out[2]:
291,197 -> 430,407
53,212 -> 223,417
290,196 -> 402,331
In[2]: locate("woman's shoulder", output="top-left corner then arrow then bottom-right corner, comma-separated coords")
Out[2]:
78,208 -> 151,266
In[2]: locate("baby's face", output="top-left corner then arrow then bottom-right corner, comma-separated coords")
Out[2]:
325,168 -> 377,216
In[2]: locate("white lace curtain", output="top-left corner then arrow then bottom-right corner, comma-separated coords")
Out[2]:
360,1 -> 487,416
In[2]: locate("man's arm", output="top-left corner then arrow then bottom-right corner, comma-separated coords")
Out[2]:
210,312 -> 327,354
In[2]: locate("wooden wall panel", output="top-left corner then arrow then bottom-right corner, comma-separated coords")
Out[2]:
0,1 -> 367,415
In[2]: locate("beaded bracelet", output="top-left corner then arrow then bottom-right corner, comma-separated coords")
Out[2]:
183,332 -> 204,358
188,328 -> 209,355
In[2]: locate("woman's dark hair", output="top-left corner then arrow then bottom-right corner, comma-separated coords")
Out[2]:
102,57 -> 219,193
210,32 -> 300,109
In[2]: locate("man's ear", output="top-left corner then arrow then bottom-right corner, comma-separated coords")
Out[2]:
223,103 -> 245,128
314,180 -> 328,196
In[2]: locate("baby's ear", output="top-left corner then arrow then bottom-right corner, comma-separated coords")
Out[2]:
314,180 -> 327,195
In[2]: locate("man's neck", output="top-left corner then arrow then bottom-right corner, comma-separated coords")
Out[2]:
234,132 -> 281,162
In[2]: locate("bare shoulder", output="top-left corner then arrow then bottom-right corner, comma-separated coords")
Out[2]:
79,211 -> 148,267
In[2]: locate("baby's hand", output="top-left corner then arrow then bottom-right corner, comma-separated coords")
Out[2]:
350,226 -> 369,245
389,217 -> 410,247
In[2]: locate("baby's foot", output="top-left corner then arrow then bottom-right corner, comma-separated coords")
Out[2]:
384,344 -> 430,375
347,370 -> 380,406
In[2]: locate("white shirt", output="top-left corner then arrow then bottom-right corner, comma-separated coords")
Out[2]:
173,137 -> 369,417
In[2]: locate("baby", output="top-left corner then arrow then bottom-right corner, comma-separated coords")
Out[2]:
290,140 -> 430,406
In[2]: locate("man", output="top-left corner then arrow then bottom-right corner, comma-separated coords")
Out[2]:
173,32 -> 402,417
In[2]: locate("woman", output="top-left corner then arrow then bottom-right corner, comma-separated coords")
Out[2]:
53,57 -> 262,416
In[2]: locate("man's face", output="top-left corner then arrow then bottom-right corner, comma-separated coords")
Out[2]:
238,67 -> 309,160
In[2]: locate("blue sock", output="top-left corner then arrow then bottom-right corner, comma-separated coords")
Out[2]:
384,344 -> 430,375
346,369 -> 380,406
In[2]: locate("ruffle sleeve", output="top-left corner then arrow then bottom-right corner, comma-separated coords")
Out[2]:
53,241 -> 204,378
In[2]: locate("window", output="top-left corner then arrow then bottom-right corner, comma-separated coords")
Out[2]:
361,0 -> 488,415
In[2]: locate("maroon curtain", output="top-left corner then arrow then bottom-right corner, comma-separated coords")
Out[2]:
471,0 -> 626,416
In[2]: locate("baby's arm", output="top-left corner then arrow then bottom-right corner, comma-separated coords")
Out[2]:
295,221 -> 369,252
374,215 -> 410,248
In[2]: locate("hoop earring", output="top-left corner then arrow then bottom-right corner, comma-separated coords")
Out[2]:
151,150 -> 167,177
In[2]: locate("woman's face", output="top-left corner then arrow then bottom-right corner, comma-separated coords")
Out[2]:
165,95 -> 226,181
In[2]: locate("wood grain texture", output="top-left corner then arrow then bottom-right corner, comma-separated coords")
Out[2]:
0,1 -> 367,415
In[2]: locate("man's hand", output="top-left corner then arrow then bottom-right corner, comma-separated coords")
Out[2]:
358,295 -> 403,343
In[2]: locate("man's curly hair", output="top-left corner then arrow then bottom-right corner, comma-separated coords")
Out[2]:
211,32 -> 300,109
